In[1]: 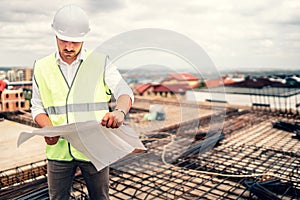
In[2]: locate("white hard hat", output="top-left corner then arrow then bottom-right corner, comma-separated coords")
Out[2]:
52,5 -> 90,42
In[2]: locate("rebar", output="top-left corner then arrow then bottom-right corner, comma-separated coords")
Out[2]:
2,104 -> 300,199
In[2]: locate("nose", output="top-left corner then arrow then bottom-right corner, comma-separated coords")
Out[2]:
64,41 -> 73,51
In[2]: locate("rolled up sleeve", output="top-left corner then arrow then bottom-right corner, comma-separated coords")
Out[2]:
104,62 -> 134,104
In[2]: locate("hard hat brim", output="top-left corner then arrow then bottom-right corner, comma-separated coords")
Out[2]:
53,29 -> 86,42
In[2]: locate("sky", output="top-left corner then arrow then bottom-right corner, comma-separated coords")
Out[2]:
1,0 -> 300,72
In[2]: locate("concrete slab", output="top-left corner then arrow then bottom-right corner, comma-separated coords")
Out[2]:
128,100 -> 213,135
0,119 -> 45,171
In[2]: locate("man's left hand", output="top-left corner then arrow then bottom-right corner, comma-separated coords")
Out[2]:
101,110 -> 125,128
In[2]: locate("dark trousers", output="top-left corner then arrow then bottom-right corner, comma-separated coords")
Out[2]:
47,160 -> 109,200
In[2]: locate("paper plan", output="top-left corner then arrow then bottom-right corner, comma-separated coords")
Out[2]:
18,120 -> 146,171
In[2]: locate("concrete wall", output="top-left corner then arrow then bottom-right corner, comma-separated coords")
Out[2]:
186,90 -> 300,111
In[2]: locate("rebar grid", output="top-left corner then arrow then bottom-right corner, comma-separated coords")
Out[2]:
175,144 -> 299,180
108,143 -> 300,199
149,111 -> 271,163
0,159 -> 47,189
0,159 -> 48,200
70,176 -> 90,200
106,110 -> 300,200
109,153 -> 251,200
2,108 -> 300,199
221,119 -> 300,151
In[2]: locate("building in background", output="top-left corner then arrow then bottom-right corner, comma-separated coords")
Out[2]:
0,89 -> 30,112
0,68 -> 33,82
0,67 -> 33,113
134,72 -> 201,98
161,72 -> 200,89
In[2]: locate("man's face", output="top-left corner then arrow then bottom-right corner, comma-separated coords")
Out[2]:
56,37 -> 83,64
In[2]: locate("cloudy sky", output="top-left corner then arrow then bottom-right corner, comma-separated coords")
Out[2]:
1,0 -> 299,72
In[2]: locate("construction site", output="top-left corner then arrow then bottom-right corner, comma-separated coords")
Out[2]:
0,91 -> 300,199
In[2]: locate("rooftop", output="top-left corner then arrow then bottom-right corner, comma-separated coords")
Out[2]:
166,72 -> 199,81
0,97 -> 299,199
197,86 -> 300,97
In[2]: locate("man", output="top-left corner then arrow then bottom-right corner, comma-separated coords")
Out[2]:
31,5 -> 133,200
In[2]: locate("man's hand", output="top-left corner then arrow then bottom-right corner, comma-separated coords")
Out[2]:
34,114 -> 58,145
44,136 -> 60,145
101,110 -> 125,128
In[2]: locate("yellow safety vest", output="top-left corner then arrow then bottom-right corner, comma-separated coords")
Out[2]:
34,52 -> 111,161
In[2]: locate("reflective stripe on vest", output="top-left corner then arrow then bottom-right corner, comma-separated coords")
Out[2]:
46,102 -> 108,115
34,51 -> 111,162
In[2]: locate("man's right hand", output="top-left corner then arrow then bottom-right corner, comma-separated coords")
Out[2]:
44,136 -> 60,145
34,114 -> 58,145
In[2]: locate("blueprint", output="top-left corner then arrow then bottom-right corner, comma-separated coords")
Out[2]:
18,120 -> 146,171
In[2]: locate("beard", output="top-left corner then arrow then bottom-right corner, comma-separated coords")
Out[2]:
61,48 -> 81,61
